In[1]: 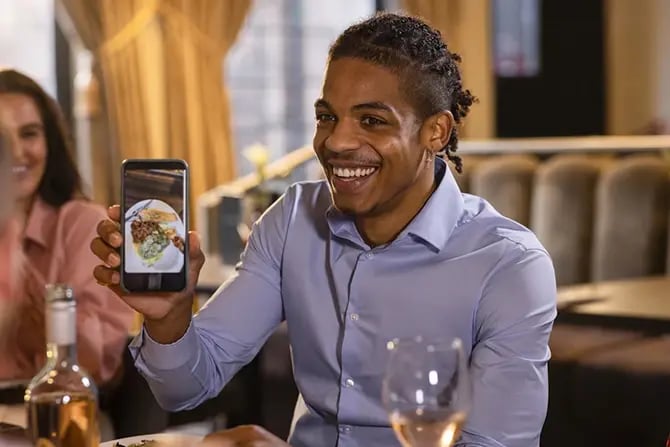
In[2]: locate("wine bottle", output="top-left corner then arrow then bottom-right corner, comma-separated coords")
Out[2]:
24,284 -> 100,447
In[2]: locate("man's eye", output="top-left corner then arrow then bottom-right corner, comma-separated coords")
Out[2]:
361,116 -> 385,126
316,113 -> 335,123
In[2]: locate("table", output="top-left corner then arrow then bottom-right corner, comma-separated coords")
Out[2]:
101,432 -> 203,446
556,276 -> 670,333
0,423 -> 28,447
0,427 -> 203,447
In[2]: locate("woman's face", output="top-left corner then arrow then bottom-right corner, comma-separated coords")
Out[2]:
0,93 -> 47,206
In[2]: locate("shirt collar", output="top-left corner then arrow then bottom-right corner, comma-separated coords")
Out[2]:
24,197 -> 56,249
325,157 -> 465,251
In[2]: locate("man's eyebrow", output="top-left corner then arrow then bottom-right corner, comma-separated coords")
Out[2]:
314,99 -> 331,109
351,101 -> 394,113
314,100 -> 396,115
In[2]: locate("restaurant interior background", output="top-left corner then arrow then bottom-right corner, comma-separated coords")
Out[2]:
2,0 -> 670,445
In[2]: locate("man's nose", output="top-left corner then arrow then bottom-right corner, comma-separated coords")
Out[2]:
325,118 -> 361,153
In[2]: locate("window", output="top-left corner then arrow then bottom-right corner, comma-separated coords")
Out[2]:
226,0 -> 376,175
0,0 -> 56,95
493,0 -> 541,77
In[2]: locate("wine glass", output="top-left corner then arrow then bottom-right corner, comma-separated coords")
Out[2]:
382,336 -> 471,447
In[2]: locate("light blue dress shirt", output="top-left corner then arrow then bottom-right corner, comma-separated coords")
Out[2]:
130,159 -> 557,447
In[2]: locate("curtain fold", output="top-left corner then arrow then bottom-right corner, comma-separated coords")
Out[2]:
401,0 -> 495,139
58,0 -> 252,223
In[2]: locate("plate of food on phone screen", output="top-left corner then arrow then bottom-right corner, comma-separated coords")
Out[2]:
124,199 -> 185,273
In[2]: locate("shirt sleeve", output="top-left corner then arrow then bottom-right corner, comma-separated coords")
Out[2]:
15,202 -> 135,385
130,187 -> 294,411
457,247 -> 557,447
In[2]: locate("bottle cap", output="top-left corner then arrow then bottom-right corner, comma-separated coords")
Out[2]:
45,284 -> 75,303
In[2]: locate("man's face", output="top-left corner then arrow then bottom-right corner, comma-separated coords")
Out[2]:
313,57 -> 431,217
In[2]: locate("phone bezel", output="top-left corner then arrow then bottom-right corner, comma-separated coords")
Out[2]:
120,158 -> 189,293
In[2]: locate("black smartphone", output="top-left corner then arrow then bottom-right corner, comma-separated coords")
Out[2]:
120,159 -> 189,293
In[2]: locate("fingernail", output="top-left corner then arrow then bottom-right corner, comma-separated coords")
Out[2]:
111,272 -> 120,284
108,253 -> 120,265
111,234 -> 122,246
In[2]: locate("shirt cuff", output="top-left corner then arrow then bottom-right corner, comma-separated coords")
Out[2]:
129,320 -> 199,371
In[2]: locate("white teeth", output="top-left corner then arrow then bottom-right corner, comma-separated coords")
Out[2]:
333,167 -> 376,178
12,166 -> 27,174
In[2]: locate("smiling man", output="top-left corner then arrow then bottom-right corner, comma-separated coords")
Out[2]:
91,13 -> 557,447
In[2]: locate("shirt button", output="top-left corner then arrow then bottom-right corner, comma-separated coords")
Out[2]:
340,425 -> 352,433
350,313 -> 359,321
345,378 -> 355,387
365,252 -> 374,260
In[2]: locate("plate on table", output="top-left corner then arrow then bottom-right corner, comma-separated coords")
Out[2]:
101,433 -> 203,447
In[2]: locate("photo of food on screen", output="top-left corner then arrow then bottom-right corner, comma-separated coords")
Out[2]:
123,169 -> 185,273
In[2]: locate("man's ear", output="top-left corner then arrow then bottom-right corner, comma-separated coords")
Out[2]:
419,110 -> 454,155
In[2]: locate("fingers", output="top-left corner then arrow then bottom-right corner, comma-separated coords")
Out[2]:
90,237 -> 120,267
199,437 -> 235,447
240,426 -> 276,440
199,425 -> 287,447
92,208 -> 123,294
96,219 -> 122,248
107,204 -> 121,222
93,264 -> 125,298
93,264 -> 119,287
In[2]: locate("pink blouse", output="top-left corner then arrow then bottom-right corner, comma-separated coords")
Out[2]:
0,198 -> 134,385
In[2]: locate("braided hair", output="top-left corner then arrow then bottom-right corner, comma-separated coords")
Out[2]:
328,13 -> 476,173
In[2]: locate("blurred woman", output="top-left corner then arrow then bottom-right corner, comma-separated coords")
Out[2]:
0,130 -> 21,330
0,69 -> 133,428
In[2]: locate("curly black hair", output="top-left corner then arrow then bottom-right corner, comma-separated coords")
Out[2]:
328,12 -> 476,173
0,69 -> 83,206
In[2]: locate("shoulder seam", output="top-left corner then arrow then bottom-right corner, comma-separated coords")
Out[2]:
497,235 -> 549,256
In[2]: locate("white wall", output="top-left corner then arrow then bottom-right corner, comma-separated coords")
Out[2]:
0,0 -> 55,96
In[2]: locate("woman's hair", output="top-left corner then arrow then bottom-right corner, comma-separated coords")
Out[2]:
0,69 -> 83,206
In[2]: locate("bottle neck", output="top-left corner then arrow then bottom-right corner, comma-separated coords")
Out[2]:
46,342 -> 78,366
45,301 -> 78,365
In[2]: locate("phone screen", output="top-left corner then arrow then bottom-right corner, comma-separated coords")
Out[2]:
121,159 -> 188,292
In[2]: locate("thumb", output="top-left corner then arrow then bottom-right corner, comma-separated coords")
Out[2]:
188,231 -> 201,257
187,231 -> 205,276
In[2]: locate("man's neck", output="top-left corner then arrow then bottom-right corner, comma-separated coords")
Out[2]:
355,170 -> 437,247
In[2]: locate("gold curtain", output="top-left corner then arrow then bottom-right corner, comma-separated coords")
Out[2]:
58,0 -> 252,223
401,0 -> 495,139
604,0 -> 665,134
